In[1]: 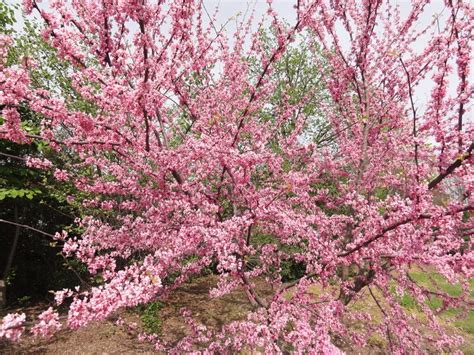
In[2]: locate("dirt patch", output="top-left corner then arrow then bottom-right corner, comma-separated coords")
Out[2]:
1,275 -> 472,353
1,313 -> 154,354
158,275 -> 270,345
0,275 -> 271,354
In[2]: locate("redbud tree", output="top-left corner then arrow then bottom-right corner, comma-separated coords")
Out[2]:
0,0 -> 473,353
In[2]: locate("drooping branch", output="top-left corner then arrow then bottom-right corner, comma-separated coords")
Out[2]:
3,205 -> 20,280
338,205 -> 473,257
428,141 -> 474,190
400,57 -> 419,182
0,218 -> 55,238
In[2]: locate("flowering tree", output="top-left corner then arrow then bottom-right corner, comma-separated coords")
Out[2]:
1,0 -> 473,352
0,2 -> 91,310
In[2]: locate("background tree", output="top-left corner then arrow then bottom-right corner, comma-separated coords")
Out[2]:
0,2 -> 88,306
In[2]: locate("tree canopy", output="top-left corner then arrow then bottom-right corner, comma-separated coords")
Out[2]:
0,0 -> 473,353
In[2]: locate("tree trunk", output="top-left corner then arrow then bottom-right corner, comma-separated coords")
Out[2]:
2,204 -> 20,307
0,280 -> 5,308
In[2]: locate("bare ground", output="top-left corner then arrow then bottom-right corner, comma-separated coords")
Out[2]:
1,275 -> 473,354
0,275 -> 270,354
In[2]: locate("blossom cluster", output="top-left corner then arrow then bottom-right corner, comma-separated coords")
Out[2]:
0,313 -> 25,342
0,0 -> 472,352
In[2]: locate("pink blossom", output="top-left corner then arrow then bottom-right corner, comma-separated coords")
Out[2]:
31,308 -> 62,338
0,34 -> 12,70
54,288 -> 74,306
26,157 -> 53,169
0,313 -> 26,341
1,0 -> 472,352
53,169 -> 69,181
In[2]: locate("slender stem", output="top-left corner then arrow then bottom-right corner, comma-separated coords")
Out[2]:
339,205 -> 473,257
400,57 -> 419,184
0,218 -> 54,238
3,205 -> 20,280
428,141 -> 473,190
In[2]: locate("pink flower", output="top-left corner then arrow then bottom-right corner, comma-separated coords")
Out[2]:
22,0 -> 34,14
0,313 -> 26,341
0,34 -> 12,70
26,157 -> 53,169
31,308 -> 62,338
78,115 -> 94,132
53,169 -> 70,181
54,288 -> 74,306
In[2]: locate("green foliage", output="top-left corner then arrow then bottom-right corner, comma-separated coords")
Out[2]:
280,260 -> 306,283
0,187 -> 41,200
16,295 -> 32,305
0,3 -> 91,305
252,28 -> 331,145
138,300 -> 164,334
251,231 -> 307,282
394,271 -> 474,334
0,0 -> 16,33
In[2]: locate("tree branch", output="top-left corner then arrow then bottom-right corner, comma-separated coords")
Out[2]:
0,218 -> 55,238
339,205 -> 473,257
428,141 -> 473,190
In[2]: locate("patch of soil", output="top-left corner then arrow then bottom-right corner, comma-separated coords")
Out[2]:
1,275 -> 472,354
0,275 -> 271,354
158,274 -> 272,346
1,313 -> 155,354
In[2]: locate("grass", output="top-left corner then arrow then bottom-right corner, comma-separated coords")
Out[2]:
135,300 -> 164,335
399,269 -> 474,335
132,270 -> 473,353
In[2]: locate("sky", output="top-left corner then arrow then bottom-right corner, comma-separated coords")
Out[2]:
5,0 -> 470,115
199,0 -> 468,117
7,0 -> 446,35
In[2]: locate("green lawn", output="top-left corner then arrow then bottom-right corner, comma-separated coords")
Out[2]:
400,269 -> 474,335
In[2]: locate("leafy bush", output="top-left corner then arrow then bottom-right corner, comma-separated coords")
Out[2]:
138,300 -> 164,335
